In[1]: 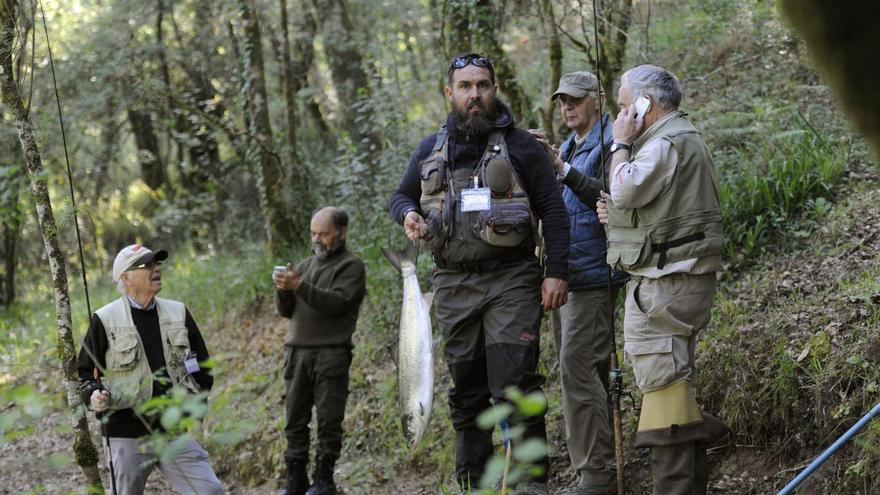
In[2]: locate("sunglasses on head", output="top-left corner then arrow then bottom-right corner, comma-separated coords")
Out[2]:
450,55 -> 491,70
127,261 -> 162,271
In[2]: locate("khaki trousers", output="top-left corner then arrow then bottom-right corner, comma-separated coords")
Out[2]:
622,272 -> 720,495
106,437 -> 223,495
557,288 -> 617,488
623,273 -> 715,393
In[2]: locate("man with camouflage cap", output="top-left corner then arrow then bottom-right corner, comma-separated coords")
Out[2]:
531,70 -> 626,494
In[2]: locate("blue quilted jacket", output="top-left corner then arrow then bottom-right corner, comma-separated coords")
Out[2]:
559,114 -> 628,290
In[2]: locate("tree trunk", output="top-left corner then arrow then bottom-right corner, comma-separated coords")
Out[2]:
0,3 -> 104,490
279,0 -> 310,245
126,108 -> 166,190
294,4 -> 331,139
0,161 -> 22,306
540,0 -> 563,143
311,0 -> 383,168
591,0 -> 633,115
237,0 -> 296,257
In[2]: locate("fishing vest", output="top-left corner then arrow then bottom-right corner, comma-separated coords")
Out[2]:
96,296 -> 201,410
606,112 -> 725,272
419,127 -> 536,268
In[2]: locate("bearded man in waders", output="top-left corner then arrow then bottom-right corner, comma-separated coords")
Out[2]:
76,244 -> 223,495
390,53 -> 570,495
597,65 -> 729,494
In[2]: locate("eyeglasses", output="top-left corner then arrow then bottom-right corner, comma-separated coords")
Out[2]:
127,261 -> 162,271
450,55 -> 491,70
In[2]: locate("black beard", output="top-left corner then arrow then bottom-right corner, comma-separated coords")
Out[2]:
452,101 -> 497,137
314,238 -> 345,260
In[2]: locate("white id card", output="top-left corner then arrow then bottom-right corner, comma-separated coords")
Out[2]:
184,352 -> 200,374
461,187 -> 491,212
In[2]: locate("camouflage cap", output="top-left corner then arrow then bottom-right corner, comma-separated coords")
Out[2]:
552,71 -> 599,100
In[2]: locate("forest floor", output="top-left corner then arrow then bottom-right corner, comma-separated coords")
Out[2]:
3,169 -> 879,494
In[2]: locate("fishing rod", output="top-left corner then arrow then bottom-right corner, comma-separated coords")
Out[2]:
778,400 -> 880,495
590,1 -> 630,493
36,1 -> 117,492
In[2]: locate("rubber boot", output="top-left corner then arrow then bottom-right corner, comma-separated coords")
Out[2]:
650,442 -> 702,495
277,460 -> 309,495
305,457 -> 337,495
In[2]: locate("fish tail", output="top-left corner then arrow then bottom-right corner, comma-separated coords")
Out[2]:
381,242 -> 420,273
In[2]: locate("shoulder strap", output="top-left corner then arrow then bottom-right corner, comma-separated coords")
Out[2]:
432,126 -> 449,160
486,130 -> 509,161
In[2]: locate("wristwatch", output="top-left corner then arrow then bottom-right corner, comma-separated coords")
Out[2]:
610,142 -> 631,153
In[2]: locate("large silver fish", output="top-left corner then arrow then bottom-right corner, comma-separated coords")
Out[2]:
382,243 -> 434,452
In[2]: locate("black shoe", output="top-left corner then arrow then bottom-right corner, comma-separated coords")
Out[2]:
305,458 -> 337,495
277,460 -> 309,495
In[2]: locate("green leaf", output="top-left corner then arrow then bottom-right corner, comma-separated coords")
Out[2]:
160,406 -> 182,431
477,456 -> 505,489
515,392 -> 547,417
476,403 -> 513,430
512,438 -> 548,463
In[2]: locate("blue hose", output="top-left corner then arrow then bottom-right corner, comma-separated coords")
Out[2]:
778,400 -> 880,494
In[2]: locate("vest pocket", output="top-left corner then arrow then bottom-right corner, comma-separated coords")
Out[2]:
478,203 -> 532,247
108,331 -> 139,371
419,156 -> 445,195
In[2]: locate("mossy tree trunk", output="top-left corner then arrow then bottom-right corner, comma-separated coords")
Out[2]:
237,0 -> 297,258
539,0 -> 563,143
0,2 -> 104,491
0,157 -> 23,306
278,0 -> 311,245
594,0 -> 632,115
310,0 -> 384,198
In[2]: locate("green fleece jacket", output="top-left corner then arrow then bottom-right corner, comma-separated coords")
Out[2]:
275,248 -> 366,347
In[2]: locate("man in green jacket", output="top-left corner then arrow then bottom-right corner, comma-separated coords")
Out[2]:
273,207 -> 366,495
597,65 -> 728,495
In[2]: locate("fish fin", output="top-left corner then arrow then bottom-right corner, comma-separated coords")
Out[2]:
419,401 -> 424,416
422,291 -> 434,310
432,337 -> 442,353
381,242 -> 420,273
385,343 -> 399,369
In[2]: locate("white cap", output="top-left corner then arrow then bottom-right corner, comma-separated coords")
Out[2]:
112,244 -> 168,282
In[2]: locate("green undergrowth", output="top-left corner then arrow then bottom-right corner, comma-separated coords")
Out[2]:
698,180 -> 880,494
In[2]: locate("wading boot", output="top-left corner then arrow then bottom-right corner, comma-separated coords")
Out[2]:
277,460 -> 309,495
305,457 -> 337,495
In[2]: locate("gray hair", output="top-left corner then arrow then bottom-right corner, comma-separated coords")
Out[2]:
621,65 -> 681,111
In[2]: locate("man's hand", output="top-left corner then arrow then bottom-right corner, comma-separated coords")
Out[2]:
404,210 -> 429,241
273,262 -> 301,291
528,129 -> 564,174
597,191 -> 611,225
612,104 -> 644,145
90,389 -> 111,412
541,277 -> 568,310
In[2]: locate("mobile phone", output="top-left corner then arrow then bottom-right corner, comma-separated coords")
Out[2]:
633,96 -> 651,119
273,265 -> 288,272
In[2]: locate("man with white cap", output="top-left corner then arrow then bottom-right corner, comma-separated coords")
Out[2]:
76,244 -> 223,495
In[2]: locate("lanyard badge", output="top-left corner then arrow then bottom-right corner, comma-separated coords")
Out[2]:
184,351 -> 200,374
461,175 -> 491,212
